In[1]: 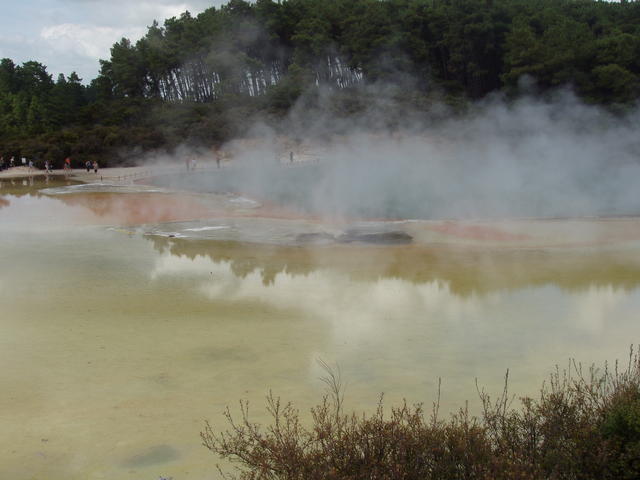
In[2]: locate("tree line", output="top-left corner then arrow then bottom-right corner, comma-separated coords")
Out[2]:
1,0 -> 639,167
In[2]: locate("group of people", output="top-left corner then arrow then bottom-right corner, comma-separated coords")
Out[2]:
0,155 -> 99,174
184,149 -> 225,171
84,160 -> 99,173
0,155 -> 16,171
0,155 -> 35,172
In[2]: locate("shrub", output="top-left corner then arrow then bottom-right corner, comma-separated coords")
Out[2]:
203,349 -> 640,480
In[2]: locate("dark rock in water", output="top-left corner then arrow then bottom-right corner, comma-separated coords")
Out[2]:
338,231 -> 413,245
296,232 -> 336,244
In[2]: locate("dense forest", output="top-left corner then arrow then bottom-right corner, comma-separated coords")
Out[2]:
1,0 -> 639,167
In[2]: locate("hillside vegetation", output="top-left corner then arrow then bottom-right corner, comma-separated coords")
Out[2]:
1,0 -> 639,166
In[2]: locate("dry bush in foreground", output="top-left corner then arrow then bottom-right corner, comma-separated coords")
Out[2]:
202,350 -> 640,480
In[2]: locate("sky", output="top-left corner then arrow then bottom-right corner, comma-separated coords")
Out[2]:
0,0 -> 227,83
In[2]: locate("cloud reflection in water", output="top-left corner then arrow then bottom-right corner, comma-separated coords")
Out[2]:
150,251 -> 640,402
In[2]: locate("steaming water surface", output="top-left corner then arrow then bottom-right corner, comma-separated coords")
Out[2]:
1,178 -> 640,480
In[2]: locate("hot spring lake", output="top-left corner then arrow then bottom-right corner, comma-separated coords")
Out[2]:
1,174 -> 640,480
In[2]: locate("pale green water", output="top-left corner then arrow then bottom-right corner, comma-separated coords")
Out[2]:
1,181 -> 640,480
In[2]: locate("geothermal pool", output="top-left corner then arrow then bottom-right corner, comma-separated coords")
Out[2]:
1,176 -> 640,480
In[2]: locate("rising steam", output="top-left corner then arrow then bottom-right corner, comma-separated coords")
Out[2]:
144,87 -> 640,221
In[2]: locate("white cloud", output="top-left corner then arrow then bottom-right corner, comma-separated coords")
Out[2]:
1,0 -> 227,82
118,2 -> 194,25
56,0 -> 224,27
0,33 -> 40,59
41,23 -> 146,60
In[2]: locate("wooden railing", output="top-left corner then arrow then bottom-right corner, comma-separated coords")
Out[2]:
98,169 -> 157,183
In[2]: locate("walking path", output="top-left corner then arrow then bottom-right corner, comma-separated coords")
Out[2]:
0,164 -> 190,183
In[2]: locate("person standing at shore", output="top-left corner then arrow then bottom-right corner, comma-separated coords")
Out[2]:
28,159 -> 34,173
93,160 -> 98,173
10,156 -> 15,167
85,160 -> 91,172
0,156 -> 4,171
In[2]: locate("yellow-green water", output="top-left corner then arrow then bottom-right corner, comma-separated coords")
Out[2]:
1,180 -> 639,480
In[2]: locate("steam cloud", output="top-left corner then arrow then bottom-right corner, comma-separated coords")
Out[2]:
149,87 -> 640,221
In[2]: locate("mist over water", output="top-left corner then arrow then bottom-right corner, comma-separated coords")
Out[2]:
153,91 -> 640,221
2,153 -> 640,479
1,0 -> 640,476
